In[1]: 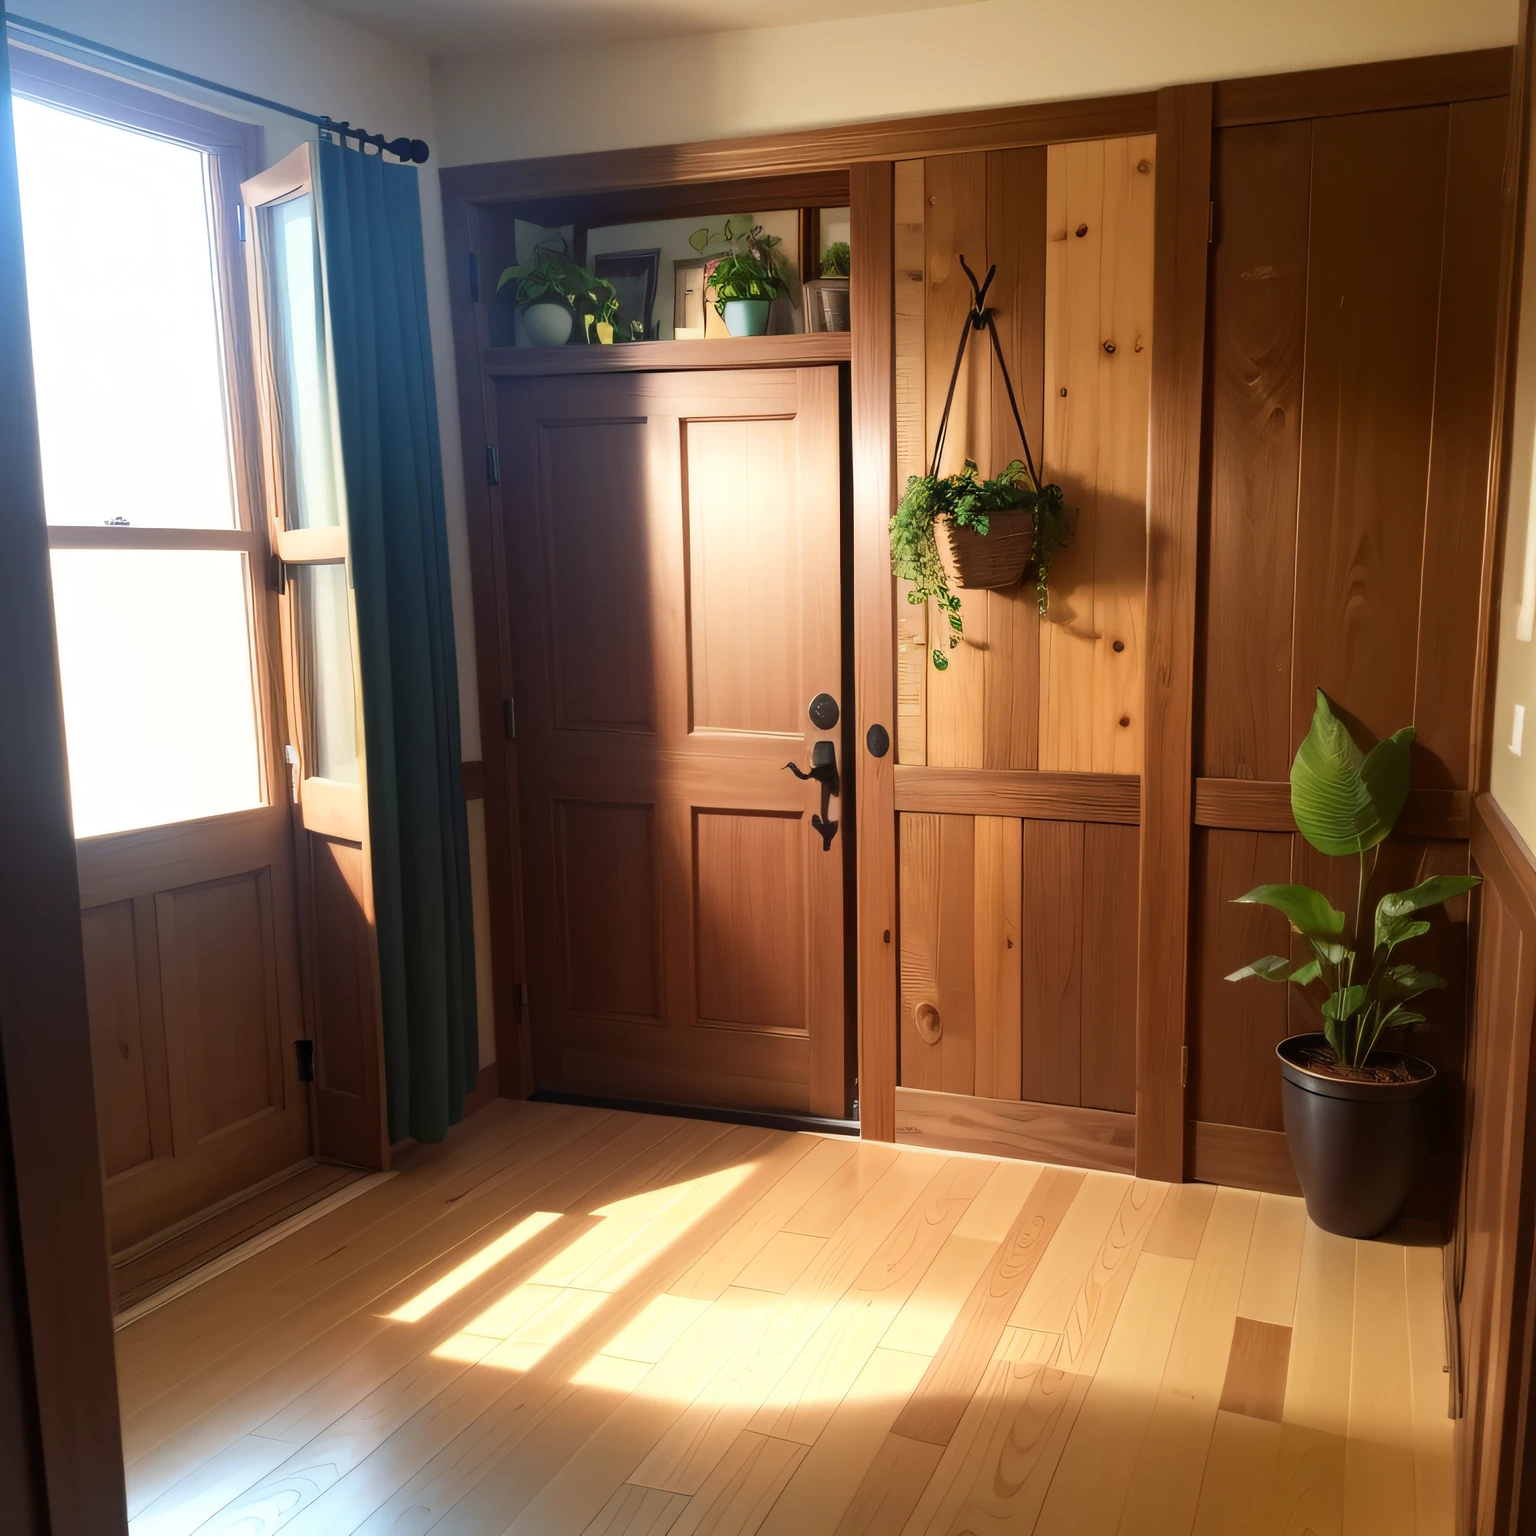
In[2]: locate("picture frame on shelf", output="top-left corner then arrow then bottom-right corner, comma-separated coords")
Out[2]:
592,248 -> 660,342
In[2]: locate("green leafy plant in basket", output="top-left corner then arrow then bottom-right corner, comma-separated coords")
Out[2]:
1226,690 -> 1478,1070
888,458 -> 1073,670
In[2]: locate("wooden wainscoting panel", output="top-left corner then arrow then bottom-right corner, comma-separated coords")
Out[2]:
1289,106 -> 1449,756
1079,821 -> 1139,1113
894,1085 -> 1136,1172
1039,134 -> 1155,775
898,812 -> 976,1095
1190,1122 -> 1300,1195
972,816 -> 1023,1100
1414,95 -> 1509,792
1198,119 -> 1310,782
1192,779 -> 1472,840
1189,828 -> 1293,1132
1022,819 -> 1083,1106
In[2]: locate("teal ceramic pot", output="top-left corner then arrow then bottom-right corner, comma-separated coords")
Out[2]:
522,301 -> 573,347
723,299 -> 770,337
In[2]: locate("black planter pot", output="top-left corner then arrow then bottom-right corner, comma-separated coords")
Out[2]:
1277,1033 -> 1434,1238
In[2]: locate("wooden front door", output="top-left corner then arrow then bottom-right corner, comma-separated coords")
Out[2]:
497,367 -> 848,1118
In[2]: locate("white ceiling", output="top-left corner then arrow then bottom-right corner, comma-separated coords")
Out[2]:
304,0 -> 981,59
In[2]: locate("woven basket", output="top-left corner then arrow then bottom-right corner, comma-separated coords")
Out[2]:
935,509 -> 1035,590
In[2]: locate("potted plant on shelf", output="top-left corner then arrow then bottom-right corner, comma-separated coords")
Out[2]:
816,240 -> 850,331
690,218 -> 788,337
496,240 -> 620,347
1227,690 -> 1478,1238
889,458 -> 1073,669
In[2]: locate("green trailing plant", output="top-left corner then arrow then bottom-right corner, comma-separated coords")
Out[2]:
820,240 -> 851,278
496,239 -> 619,339
1227,690 -> 1479,1071
888,459 -> 1073,670
690,217 -> 788,314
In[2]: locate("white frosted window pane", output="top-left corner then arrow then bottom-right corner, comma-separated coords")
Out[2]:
11,96 -> 238,530
263,193 -> 341,529
296,563 -> 358,783
51,551 -> 263,837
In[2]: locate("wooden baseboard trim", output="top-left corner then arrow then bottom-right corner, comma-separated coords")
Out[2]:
894,1086 -> 1136,1173
463,1061 -> 500,1118
1189,1120 -> 1300,1195
893,766 -> 1140,823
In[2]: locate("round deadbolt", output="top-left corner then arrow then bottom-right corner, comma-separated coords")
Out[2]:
808,692 -> 839,730
866,723 -> 890,758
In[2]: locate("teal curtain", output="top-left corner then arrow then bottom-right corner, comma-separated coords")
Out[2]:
317,137 -> 477,1144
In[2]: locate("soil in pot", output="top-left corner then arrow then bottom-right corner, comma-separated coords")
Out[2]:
1277,1032 -> 1434,1239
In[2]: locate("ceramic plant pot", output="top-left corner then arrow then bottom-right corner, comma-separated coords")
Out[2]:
818,278 -> 851,331
722,299 -> 770,337
522,301 -> 574,347
1277,1032 -> 1434,1237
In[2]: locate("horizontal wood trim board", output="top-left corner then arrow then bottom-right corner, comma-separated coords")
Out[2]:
483,333 -> 851,377
508,170 -> 853,231
1194,779 -> 1471,839
894,1086 -> 1136,1174
442,95 -> 1159,204
1189,1120 -> 1301,1195
893,766 -> 1141,823
1213,47 -> 1513,127
460,759 -> 485,802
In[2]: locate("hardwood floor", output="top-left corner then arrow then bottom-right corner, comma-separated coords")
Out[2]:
115,1099 -> 1452,1535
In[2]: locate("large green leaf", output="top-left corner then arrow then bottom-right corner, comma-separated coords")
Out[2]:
1289,690 -> 1413,856
1232,884 -> 1345,940
1290,959 -> 1323,985
1323,984 -> 1368,1022
1377,964 -> 1446,1003
1226,955 -> 1292,983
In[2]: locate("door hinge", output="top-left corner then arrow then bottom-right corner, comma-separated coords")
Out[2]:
237,203 -> 247,243
468,251 -> 480,303
1180,1045 -> 1189,1088
283,743 -> 300,803
1207,201 -> 1216,244
503,698 -> 516,740
486,444 -> 500,486
295,1038 -> 316,1083
269,552 -> 287,594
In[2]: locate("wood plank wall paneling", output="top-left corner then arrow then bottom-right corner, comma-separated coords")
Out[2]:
1040,135 -> 1156,775
1458,797 -> 1536,1536
1189,89 -> 1507,1200
1137,84 -> 1213,1182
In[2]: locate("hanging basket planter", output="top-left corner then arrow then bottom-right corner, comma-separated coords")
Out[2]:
935,507 -> 1035,590
888,256 -> 1075,669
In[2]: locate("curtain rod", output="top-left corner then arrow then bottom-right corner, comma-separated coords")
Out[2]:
3,13 -> 430,162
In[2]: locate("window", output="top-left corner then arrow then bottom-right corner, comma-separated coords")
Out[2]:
11,67 -> 270,837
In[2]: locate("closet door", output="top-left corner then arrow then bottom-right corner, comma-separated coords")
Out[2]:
498,366 -> 849,1117
243,144 -> 388,1169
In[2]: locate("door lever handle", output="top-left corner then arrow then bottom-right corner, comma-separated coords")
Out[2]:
811,813 -> 839,851
783,739 -> 839,797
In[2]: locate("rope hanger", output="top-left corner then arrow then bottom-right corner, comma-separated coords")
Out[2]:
928,256 -> 1040,490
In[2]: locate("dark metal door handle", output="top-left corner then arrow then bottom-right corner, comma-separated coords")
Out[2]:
785,741 -> 840,851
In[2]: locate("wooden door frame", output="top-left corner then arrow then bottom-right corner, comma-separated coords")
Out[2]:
442,46 -> 1513,1167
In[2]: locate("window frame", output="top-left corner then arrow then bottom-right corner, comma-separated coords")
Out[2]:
8,45 -> 285,842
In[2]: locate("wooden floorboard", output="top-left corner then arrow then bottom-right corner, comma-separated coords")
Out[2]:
113,1099 -> 1454,1535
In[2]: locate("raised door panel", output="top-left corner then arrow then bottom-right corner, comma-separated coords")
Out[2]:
307,837 -> 376,1105
1021,818 -> 1083,1104
556,799 -> 661,1025
1079,821 -> 1138,1113
539,417 -> 658,735
694,809 -> 806,1033
686,418 -> 802,737
80,901 -> 162,1179
155,869 -> 285,1146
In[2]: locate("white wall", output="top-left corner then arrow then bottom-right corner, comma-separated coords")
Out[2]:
9,0 -> 497,1064
432,0 -> 1518,166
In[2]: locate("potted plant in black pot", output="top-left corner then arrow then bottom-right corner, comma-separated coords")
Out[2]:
1226,690 -> 1478,1237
